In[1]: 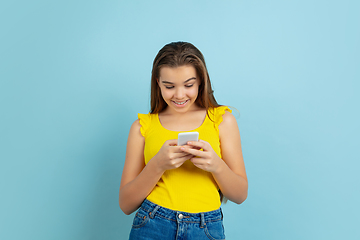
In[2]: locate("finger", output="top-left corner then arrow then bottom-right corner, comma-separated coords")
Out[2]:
186,140 -> 208,150
171,146 -> 191,153
177,154 -> 194,163
189,157 -> 204,164
171,155 -> 194,168
190,160 -> 206,171
180,146 -> 207,158
182,144 -> 201,150
190,157 -> 213,170
166,139 -> 179,146
171,152 -> 193,159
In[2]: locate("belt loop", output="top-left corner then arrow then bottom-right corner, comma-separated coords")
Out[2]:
200,212 -> 206,228
149,205 -> 160,219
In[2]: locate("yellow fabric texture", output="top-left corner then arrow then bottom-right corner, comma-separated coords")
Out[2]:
138,106 -> 231,213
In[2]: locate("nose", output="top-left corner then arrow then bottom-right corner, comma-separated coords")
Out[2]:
174,87 -> 185,99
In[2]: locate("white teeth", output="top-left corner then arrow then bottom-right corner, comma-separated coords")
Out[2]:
173,100 -> 187,105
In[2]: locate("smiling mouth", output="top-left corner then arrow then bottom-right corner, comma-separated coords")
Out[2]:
172,100 -> 189,106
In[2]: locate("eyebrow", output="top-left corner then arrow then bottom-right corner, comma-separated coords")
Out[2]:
161,77 -> 196,84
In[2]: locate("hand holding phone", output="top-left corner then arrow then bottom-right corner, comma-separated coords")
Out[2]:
177,132 -> 199,146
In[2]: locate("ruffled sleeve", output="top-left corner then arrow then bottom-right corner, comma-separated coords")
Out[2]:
138,113 -> 151,137
212,106 -> 232,133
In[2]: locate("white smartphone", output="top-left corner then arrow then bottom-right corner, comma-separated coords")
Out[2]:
177,132 -> 199,146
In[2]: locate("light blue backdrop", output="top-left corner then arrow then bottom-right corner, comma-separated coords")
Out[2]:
1,0 -> 359,239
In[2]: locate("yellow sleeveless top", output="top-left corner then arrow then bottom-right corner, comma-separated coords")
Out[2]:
138,106 -> 231,213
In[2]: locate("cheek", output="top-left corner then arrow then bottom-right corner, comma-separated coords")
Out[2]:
160,88 -> 172,100
188,88 -> 199,98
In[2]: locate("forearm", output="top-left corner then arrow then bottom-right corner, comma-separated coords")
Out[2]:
212,160 -> 248,204
119,161 -> 164,215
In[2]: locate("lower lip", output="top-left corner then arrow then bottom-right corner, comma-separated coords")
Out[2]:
172,100 -> 189,108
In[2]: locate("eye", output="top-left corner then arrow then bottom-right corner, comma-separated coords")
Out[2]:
165,86 -> 174,89
185,84 -> 194,88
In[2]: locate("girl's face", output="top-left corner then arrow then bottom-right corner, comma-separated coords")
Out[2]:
158,65 -> 201,114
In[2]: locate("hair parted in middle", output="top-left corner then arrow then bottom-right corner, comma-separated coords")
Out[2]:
150,41 -> 220,114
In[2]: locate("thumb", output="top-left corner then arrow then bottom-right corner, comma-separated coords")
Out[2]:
166,139 -> 178,146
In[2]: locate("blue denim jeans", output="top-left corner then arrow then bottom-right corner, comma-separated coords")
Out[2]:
129,199 -> 225,240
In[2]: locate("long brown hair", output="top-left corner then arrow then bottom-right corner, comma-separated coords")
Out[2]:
150,42 -> 220,113
150,42 -> 226,202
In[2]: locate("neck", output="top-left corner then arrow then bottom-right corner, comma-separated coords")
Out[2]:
161,105 -> 205,116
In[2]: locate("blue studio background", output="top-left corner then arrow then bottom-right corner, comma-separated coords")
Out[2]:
1,0 -> 359,239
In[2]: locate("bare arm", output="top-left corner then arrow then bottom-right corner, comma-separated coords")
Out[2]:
119,120 -> 163,215
119,120 -> 193,215
213,111 -> 248,204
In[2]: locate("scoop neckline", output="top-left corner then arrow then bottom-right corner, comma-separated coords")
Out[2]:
156,110 -> 208,132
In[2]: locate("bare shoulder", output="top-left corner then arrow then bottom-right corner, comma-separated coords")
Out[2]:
218,110 -> 241,150
120,119 -> 145,189
128,119 -> 143,138
217,110 -> 246,179
126,119 -> 145,155
130,119 -> 141,131
219,111 -> 239,132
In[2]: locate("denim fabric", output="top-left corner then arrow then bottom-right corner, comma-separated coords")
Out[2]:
129,199 -> 225,240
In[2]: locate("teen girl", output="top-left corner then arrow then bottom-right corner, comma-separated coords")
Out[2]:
119,42 -> 248,240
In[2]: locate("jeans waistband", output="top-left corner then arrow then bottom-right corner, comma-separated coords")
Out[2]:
140,199 -> 223,226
